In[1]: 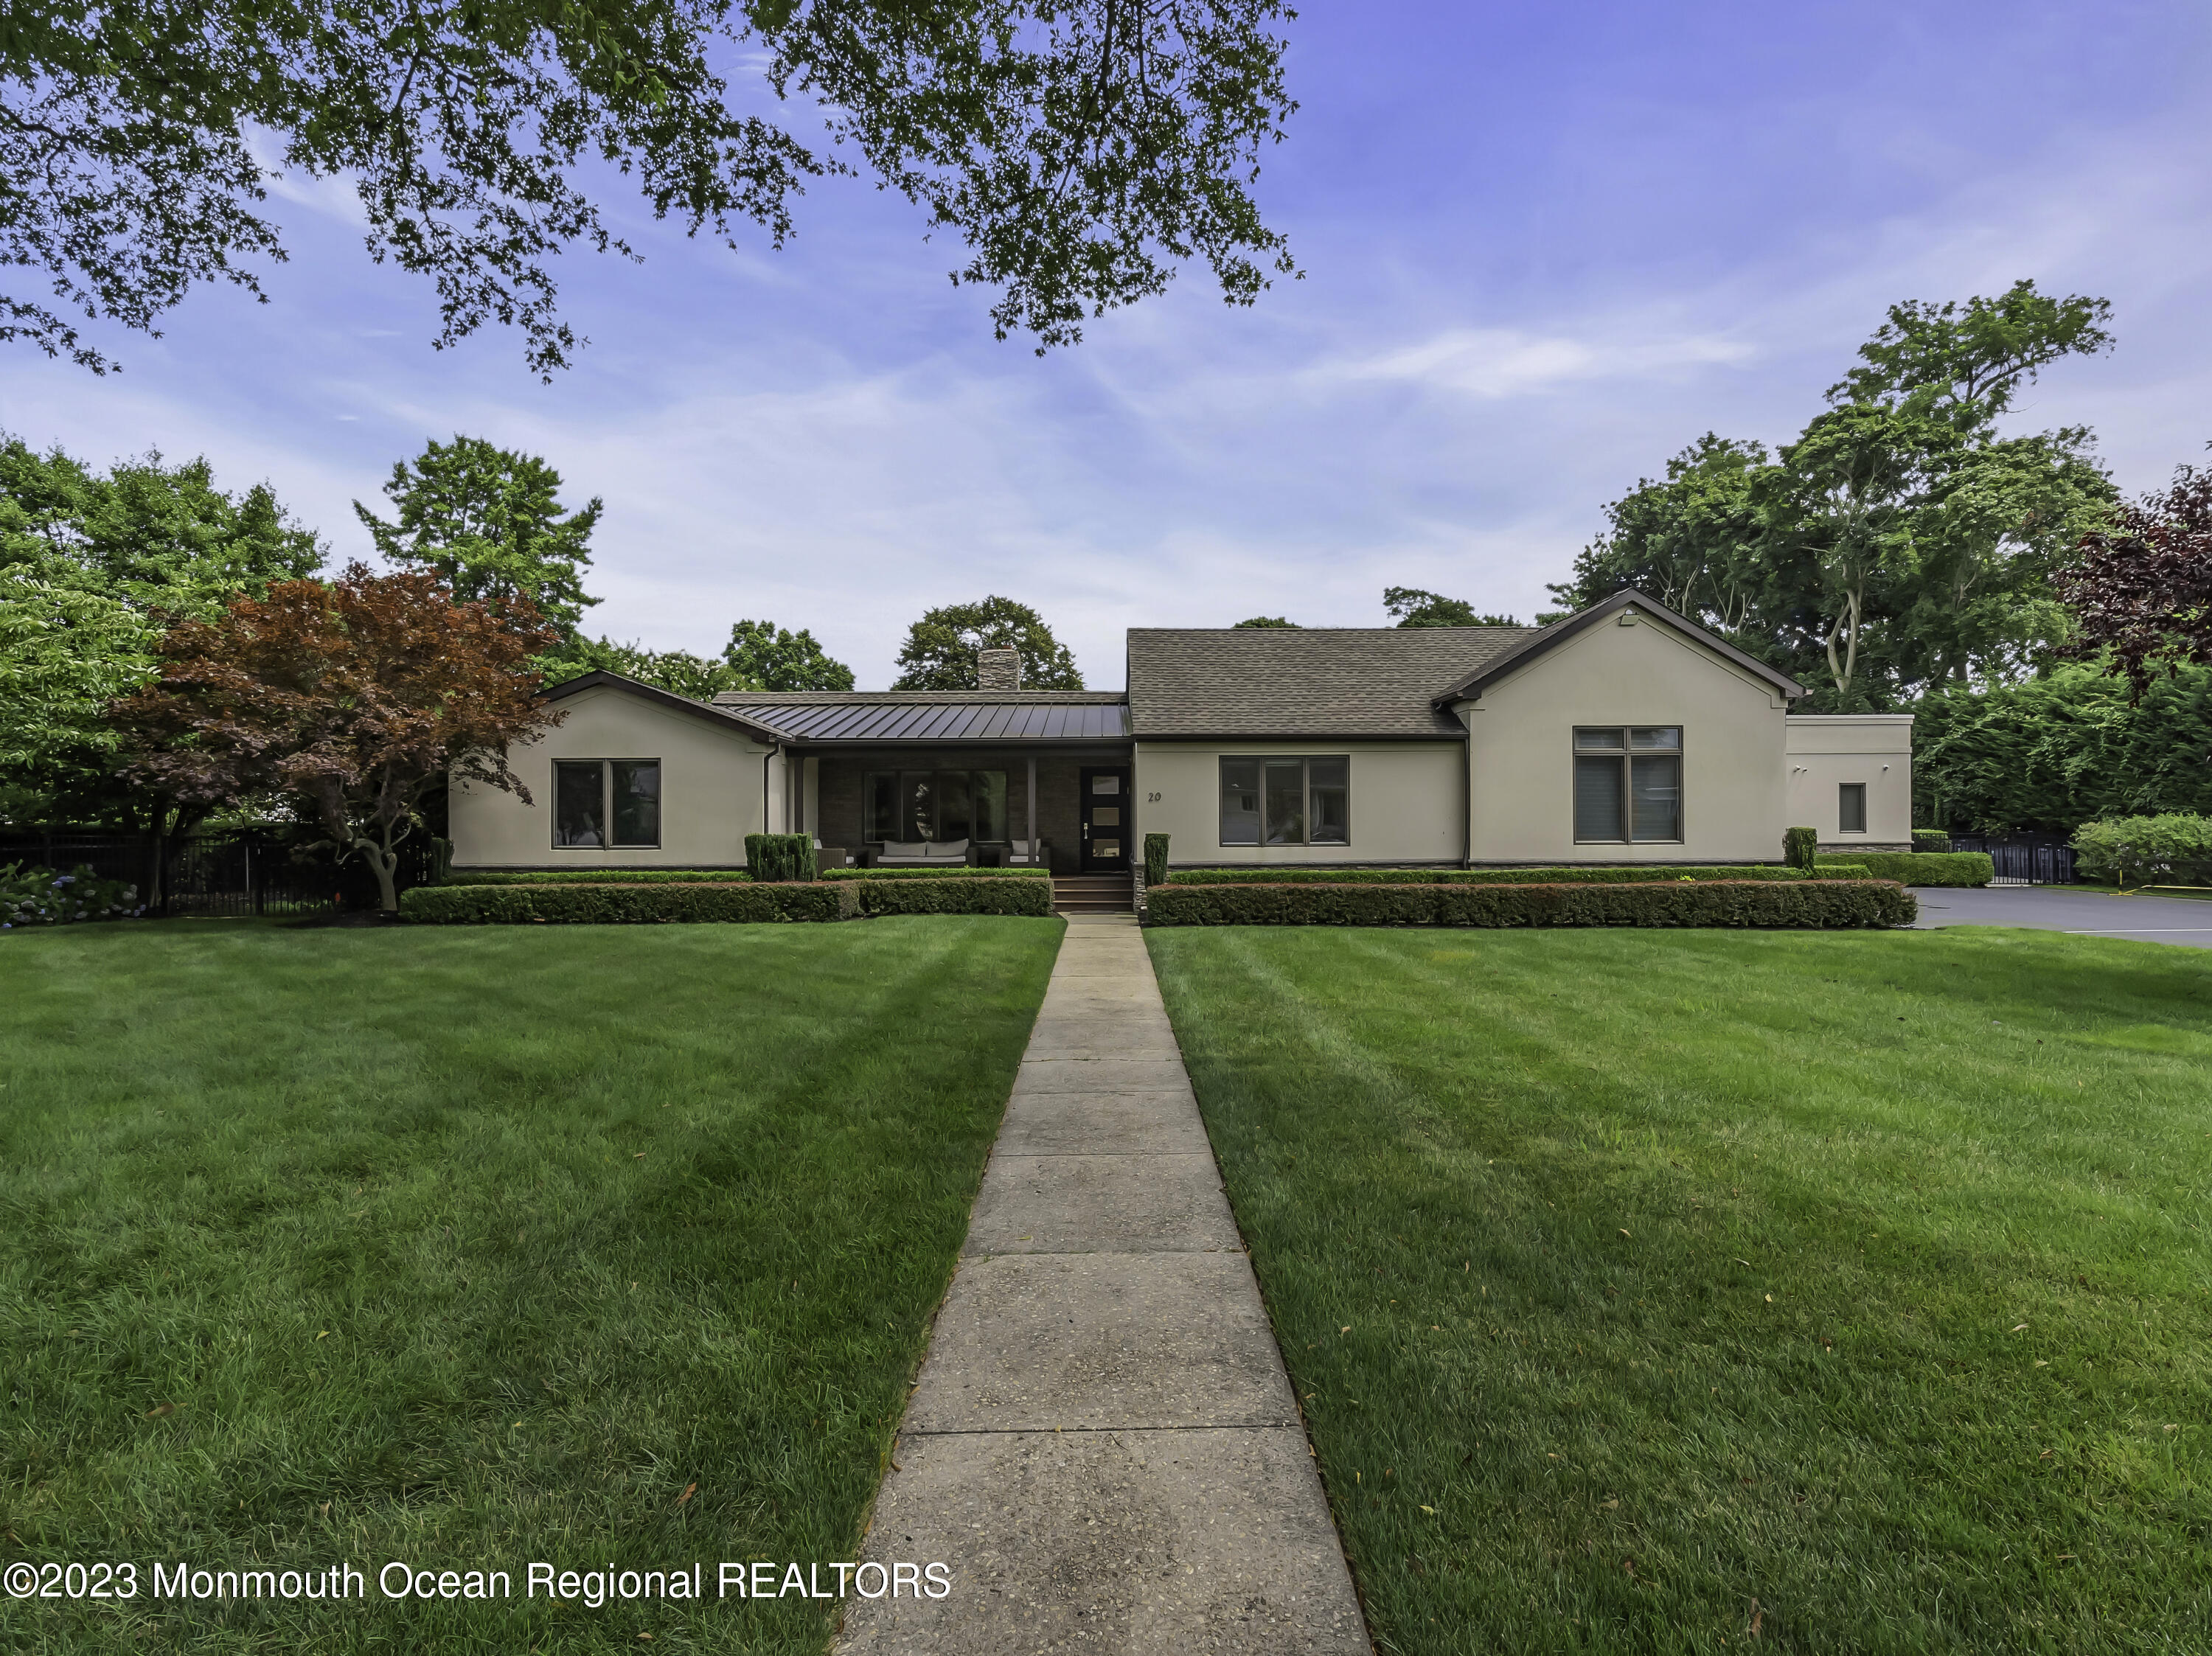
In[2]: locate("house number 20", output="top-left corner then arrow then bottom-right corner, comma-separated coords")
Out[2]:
1147,792 -> 1162,803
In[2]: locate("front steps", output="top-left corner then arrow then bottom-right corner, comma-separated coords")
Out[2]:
1051,873 -> 1135,915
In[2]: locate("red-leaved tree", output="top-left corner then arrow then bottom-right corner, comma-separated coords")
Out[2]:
113,563 -> 560,911
2057,450 -> 2212,700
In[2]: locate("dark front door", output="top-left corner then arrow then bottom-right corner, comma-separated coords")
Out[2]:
1079,768 -> 1131,872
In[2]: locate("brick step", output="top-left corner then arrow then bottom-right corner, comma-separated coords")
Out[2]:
1051,874 -> 1135,914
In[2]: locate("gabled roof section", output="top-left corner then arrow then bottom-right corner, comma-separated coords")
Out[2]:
1431,590 -> 1804,706
711,689 -> 1130,742
1126,627 -> 1538,739
544,670 -> 791,742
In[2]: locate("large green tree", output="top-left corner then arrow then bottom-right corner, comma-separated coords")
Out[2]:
722,619 -> 854,690
354,437 -> 601,634
4,1 -> 1298,378
0,435 -> 325,828
891,596 -> 1082,690
1552,280 -> 2116,708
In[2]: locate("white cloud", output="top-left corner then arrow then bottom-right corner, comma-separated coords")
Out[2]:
1321,326 -> 1754,400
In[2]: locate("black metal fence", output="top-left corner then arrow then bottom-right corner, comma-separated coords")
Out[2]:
1948,834 -> 2078,886
0,829 -> 448,916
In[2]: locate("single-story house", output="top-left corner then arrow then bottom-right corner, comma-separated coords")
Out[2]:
448,590 -> 1913,877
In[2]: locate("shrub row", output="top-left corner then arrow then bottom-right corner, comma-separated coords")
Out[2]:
1813,851 -> 1992,887
1913,829 -> 1953,852
1144,879 -> 1916,929
2069,813 -> 2212,885
819,866 -> 1051,881
1161,863 -> 1868,887
439,869 -> 750,886
850,877 -> 1054,916
402,882 -> 856,925
1,863 -> 145,926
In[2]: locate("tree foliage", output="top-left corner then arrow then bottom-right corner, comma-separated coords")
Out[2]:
2056,447 -> 2212,700
1910,661 -> 2212,835
722,618 -> 855,690
4,0 -> 1299,377
1552,281 -> 2117,709
112,564 -> 560,911
1232,615 -> 1299,628
1383,586 -> 1520,627
0,435 -> 324,827
891,595 -> 1082,690
355,437 -> 602,635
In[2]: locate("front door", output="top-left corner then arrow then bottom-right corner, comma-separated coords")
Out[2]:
1079,768 -> 1131,872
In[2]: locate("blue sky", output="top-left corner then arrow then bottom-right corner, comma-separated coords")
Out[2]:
4,1 -> 2209,688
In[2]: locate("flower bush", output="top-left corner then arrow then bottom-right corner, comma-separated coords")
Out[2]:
2070,814 -> 2212,886
1,863 -> 144,928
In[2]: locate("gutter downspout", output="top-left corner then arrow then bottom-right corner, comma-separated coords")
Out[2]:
1458,700 -> 1473,869
762,743 -> 779,838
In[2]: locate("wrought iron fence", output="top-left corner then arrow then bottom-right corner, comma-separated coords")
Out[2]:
1947,834 -> 2078,886
0,829 -> 448,916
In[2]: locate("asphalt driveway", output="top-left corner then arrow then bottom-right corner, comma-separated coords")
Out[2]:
1910,885 -> 2212,950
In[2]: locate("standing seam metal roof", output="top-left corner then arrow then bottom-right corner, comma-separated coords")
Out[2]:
712,695 -> 1130,742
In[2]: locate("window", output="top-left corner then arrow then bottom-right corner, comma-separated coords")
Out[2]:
554,759 -> 661,848
863,770 -> 1010,842
1572,728 -> 1681,842
1219,756 -> 1350,846
1838,782 -> 1867,834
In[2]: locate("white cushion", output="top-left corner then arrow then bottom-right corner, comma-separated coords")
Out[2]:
885,841 -> 928,858
928,839 -> 970,857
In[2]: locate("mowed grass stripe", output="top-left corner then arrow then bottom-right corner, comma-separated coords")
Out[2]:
1147,926 -> 2210,1656
1,916 -> 1062,1653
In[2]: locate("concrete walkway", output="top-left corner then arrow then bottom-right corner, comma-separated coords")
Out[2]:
837,916 -> 1369,1655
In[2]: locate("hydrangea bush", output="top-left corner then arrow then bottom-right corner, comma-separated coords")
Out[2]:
0,863 -> 145,928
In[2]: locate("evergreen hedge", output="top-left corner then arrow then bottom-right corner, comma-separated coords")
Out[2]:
849,877 -> 1054,916
1784,827 -> 1820,870
1144,880 -> 1915,929
1144,833 -> 1171,887
401,882 -> 856,924
1814,851 -> 1992,887
1913,830 -> 1952,852
439,869 -> 748,886
1161,864 -> 1859,886
745,832 -> 818,882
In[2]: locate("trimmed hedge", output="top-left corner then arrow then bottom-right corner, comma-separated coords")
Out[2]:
850,877 -> 1054,916
1913,829 -> 1953,852
1815,851 -> 1992,887
439,869 -> 749,886
1144,879 -> 1915,929
745,832 -> 818,883
402,881 -> 855,925
1144,833 -> 1171,888
820,866 -> 1051,881
1161,864 -> 1856,887
1784,827 -> 1820,870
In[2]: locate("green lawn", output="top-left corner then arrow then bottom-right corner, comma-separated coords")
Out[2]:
1,916 -> 1062,1653
1148,927 -> 2211,1655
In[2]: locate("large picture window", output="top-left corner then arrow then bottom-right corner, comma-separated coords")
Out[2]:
864,770 -> 1009,842
554,759 -> 661,848
1219,756 -> 1351,846
1572,728 -> 1680,843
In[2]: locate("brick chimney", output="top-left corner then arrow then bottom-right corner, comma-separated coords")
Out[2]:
977,647 -> 1022,692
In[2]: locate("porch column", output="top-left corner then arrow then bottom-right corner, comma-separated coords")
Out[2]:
1027,756 -> 1038,866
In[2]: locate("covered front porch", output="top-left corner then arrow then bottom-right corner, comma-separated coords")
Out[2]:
796,746 -> 1134,874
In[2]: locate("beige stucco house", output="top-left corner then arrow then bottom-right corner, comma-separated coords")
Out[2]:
448,590 -> 1913,878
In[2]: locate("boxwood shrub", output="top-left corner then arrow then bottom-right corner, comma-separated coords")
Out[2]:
745,832 -> 818,883
1144,879 -> 1915,929
1161,864 -> 1850,886
1814,851 -> 1992,887
402,881 -> 855,924
819,866 -> 1051,881
849,877 -> 1054,916
439,869 -> 749,886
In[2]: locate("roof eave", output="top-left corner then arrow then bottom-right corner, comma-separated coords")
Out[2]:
544,670 -> 793,742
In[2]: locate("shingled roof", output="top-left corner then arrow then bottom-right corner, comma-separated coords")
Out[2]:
1124,627 -> 1538,739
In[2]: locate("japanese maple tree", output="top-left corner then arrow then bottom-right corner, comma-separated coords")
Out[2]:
2057,449 -> 2212,700
114,563 -> 560,911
